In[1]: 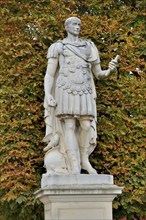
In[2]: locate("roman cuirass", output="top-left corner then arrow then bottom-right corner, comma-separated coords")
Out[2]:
56,44 -> 93,95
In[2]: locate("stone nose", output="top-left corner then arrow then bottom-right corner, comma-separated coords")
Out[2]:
75,25 -> 80,30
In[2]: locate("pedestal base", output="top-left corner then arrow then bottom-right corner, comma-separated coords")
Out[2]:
35,174 -> 123,220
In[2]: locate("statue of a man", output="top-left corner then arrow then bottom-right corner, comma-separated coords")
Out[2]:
43,17 -> 118,175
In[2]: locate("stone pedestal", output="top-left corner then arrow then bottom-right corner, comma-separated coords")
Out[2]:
35,174 -> 123,220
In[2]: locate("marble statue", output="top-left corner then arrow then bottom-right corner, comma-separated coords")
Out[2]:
43,17 -> 119,175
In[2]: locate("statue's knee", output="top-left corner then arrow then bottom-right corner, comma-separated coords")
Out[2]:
65,121 -> 75,131
80,121 -> 91,131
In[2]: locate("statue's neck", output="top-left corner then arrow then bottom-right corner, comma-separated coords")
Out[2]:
66,33 -> 79,43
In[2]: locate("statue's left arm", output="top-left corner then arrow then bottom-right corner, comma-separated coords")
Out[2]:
90,42 -> 119,79
91,56 -> 119,80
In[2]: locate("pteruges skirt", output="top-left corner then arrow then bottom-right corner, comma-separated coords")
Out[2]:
55,86 -> 96,119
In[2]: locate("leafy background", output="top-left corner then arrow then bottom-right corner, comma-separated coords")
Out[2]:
0,0 -> 145,219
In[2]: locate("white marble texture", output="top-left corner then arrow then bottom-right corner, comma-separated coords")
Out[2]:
41,174 -> 113,188
43,17 -> 119,175
35,175 -> 123,220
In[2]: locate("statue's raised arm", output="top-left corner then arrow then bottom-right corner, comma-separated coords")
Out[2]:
92,54 -> 119,79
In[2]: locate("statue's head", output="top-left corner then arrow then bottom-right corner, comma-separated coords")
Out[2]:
64,17 -> 81,36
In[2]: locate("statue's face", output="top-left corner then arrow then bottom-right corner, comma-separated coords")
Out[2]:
66,19 -> 81,36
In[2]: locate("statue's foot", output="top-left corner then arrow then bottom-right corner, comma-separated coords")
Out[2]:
82,162 -> 97,174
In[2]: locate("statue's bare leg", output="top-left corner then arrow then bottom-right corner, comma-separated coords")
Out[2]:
64,118 -> 81,174
79,119 -> 97,174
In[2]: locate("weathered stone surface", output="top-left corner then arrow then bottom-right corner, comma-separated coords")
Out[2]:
35,17 -> 122,220
43,17 -> 119,175
35,175 -> 123,220
41,174 -> 113,188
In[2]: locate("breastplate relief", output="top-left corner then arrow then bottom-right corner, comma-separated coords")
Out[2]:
56,49 -> 92,95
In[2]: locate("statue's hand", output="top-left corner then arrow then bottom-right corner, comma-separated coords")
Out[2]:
108,55 -> 120,72
47,94 -> 56,107
108,60 -> 117,72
